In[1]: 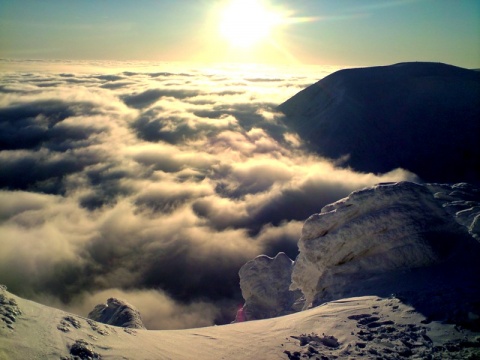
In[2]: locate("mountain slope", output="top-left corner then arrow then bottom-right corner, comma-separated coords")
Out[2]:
278,62 -> 480,184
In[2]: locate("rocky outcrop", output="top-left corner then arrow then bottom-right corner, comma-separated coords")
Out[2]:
290,181 -> 480,328
237,253 -> 303,321
278,62 -> 480,185
427,182 -> 480,241
238,181 -> 480,327
88,298 -> 146,329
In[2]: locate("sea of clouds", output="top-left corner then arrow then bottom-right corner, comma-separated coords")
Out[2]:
0,60 -> 416,329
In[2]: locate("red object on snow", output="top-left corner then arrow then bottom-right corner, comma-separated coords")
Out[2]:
235,306 -> 246,322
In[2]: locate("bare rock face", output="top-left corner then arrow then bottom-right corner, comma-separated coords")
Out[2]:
290,181 -> 480,328
238,252 -> 303,321
88,298 -> 146,329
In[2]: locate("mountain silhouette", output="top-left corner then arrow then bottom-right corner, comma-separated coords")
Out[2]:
278,62 -> 480,184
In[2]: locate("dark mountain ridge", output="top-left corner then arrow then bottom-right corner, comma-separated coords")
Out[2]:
278,62 -> 480,184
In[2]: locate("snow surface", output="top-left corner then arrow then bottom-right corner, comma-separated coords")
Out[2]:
1,285 -> 480,359
278,62 -> 480,185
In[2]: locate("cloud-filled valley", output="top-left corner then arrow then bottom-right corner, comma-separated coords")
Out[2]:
0,61 -> 417,329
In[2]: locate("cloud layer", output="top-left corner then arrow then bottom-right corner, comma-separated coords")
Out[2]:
0,61 -> 416,329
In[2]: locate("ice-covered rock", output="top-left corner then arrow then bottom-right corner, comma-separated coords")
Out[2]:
278,62 -> 480,185
237,253 -> 303,321
427,182 -> 480,241
290,181 -> 480,327
88,298 -> 146,329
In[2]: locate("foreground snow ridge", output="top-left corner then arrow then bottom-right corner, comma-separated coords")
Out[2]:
2,286 -> 480,359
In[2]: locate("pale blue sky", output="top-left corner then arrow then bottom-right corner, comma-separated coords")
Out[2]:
1,0 -> 479,67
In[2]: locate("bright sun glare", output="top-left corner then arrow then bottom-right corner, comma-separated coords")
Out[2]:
219,0 -> 283,49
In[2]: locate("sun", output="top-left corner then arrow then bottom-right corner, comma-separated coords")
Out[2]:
219,0 -> 283,49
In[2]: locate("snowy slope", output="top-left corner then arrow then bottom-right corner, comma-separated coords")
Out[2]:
278,62 -> 480,185
1,286 -> 480,360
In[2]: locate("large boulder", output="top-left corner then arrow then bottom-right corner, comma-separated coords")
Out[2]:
290,181 -> 480,327
88,297 -> 146,329
237,252 -> 303,321
278,62 -> 480,185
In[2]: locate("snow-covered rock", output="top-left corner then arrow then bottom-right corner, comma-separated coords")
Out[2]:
427,182 -> 480,241
237,253 -> 303,321
88,297 -> 146,329
290,181 -> 480,327
278,62 -> 480,185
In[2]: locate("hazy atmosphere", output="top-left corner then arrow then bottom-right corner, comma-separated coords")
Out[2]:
0,0 -> 479,331
1,0 -> 479,67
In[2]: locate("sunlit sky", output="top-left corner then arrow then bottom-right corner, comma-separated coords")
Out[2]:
1,0 -> 479,68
